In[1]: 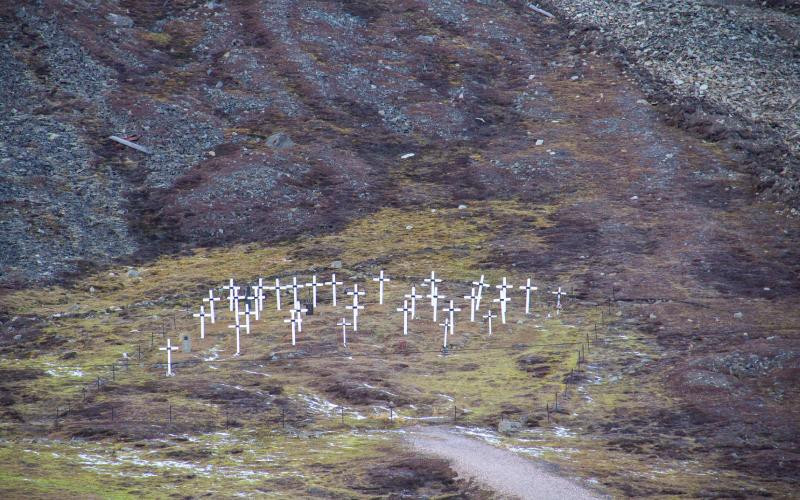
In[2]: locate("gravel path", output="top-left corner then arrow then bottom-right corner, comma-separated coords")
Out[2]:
405,426 -> 601,500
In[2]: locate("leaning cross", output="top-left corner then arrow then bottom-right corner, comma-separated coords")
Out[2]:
483,310 -> 498,335
519,278 -> 538,315
325,273 -> 343,306
473,274 -> 489,310
159,338 -> 179,376
372,270 -> 391,305
193,305 -> 210,339
203,289 -> 220,323
396,299 -> 411,336
463,287 -> 479,322
305,275 -> 322,309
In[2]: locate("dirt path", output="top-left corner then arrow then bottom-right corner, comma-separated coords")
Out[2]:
405,426 -> 601,499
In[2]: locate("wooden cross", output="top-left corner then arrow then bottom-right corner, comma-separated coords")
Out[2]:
192,305 -> 210,339
271,278 -> 283,310
495,277 -> 512,299
345,300 -> 364,331
283,312 -> 299,346
551,287 -> 566,313
244,292 -> 259,321
222,279 -> 236,312
231,285 -> 242,320
463,287 -> 479,322
254,278 -> 265,312
239,302 -> 255,334
305,275 -> 322,309
396,299 -> 411,336
347,284 -> 366,307
337,317 -> 352,346
159,338 -> 179,376
292,301 -> 308,332
519,278 -> 538,315
440,318 -> 450,348
203,289 -> 220,323
372,270 -> 391,305
325,273 -> 343,306
483,310 -> 497,335
472,274 -> 489,310
423,271 -> 443,304
228,322 -> 242,355
493,295 -> 510,324
427,286 -> 446,322
442,300 -> 461,335
405,286 -> 424,319
287,277 -> 304,306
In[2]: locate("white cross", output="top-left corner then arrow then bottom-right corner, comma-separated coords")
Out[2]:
551,287 -> 566,313
442,300 -> 461,335
519,278 -> 538,315
239,302 -> 255,334
495,277 -> 512,298
325,273 -> 343,306
427,286 -> 445,322
228,322 -> 242,355
222,278 -> 236,312
483,310 -> 497,335
254,278 -> 265,312
423,271 -> 443,304
493,295 -> 510,324
192,305 -> 210,339
271,278 -> 283,310
405,286 -> 424,319
463,287 -> 479,322
346,299 -> 364,331
292,301 -> 308,332
244,292 -> 259,321
396,299 -> 411,336
159,338 -> 179,376
440,318 -> 450,348
347,284 -> 366,305
372,270 -> 391,305
337,317 -> 352,346
203,289 -> 220,323
283,311 -> 299,346
287,277 -> 304,306
305,275 -> 322,309
472,274 -> 489,310
232,285 -> 242,320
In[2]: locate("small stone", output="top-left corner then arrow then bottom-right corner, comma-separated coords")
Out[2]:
734,312 -> 743,319
405,225 -> 413,230
13,334 -> 22,342
458,204 -> 467,210
266,132 -> 294,149
127,268 -> 140,278
570,75 -> 579,80
106,13 -> 134,28
498,419 -> 523,434
89,286 -> 96,294
649,313 -> 657,320
535,139 -> 544,146
331,260 -> 342,269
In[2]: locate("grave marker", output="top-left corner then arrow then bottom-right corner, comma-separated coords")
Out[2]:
159,338 -> 179,376
271,278 -> 283,310
305,275 -> 322,309
337,317 -> 352,347
404,286 -> 424,319
192,305 -> 210,339
493,295 -> 510,324
228,322 -> 242,355
396,300 -> 411,336
372,270 -> 391,305
519,278 -> 538,315
473,274 -> 490,310
427,286 -> 445,322
463,287 -> 479,322
325,273 -> 343,306
222,278 -> 236,312
203,289 -> 220,323
284,311 -> 299,346
442,300 -> 461,335
483,310 -> 497,335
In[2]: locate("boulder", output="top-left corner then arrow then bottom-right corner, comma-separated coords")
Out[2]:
266,132 -> 294,149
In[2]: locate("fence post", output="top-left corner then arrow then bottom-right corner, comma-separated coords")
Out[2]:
111,363 -> 116,381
